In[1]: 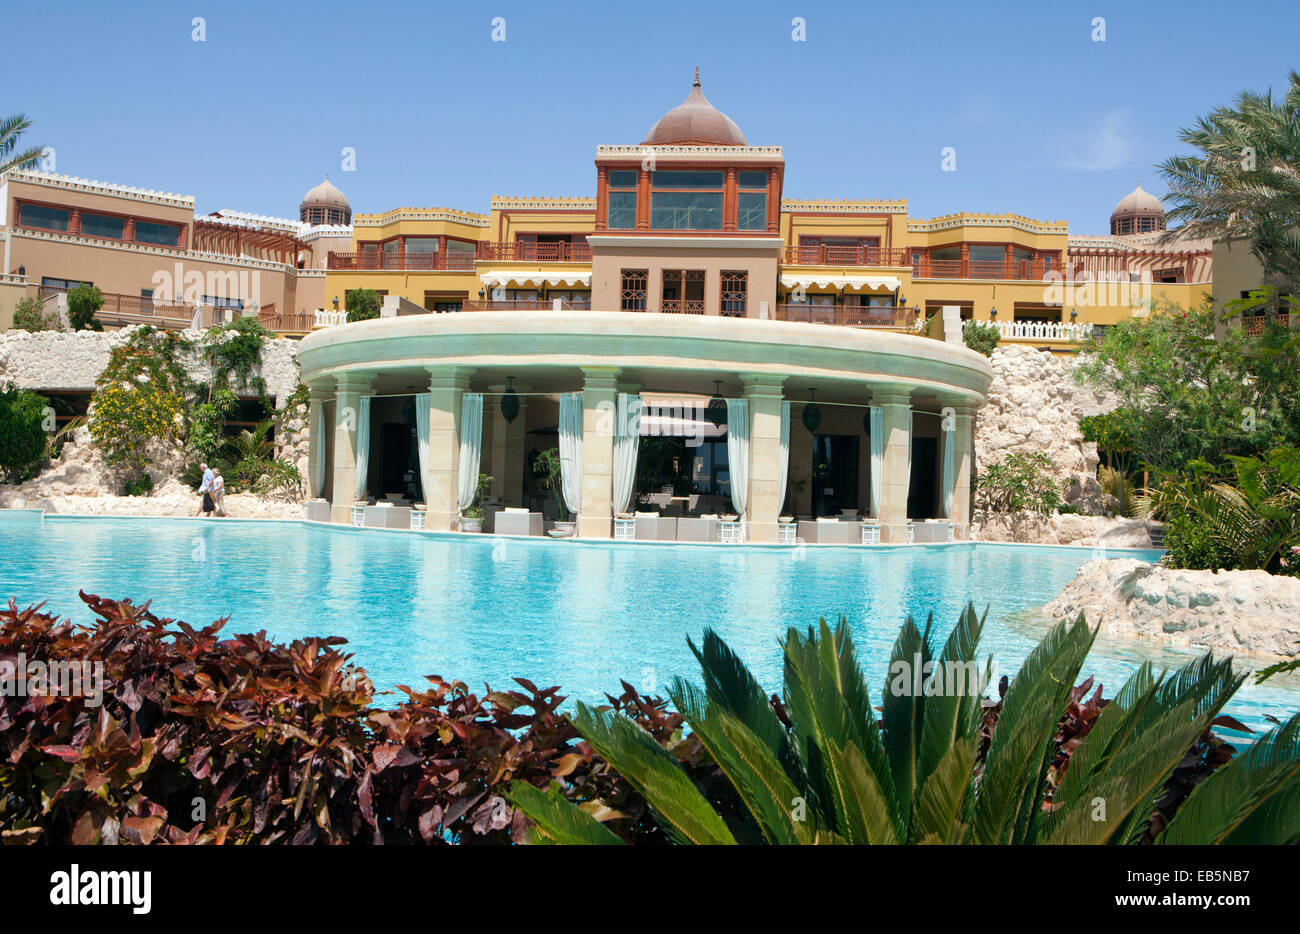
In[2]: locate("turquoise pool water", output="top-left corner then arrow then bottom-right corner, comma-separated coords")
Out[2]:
1,516 -> 1297,731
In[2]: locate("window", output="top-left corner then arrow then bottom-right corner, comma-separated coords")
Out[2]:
737,193 -> 766,230
423,291 -> 466,313
82,212 -> 126,239
720,271 -> 748,317
607,170 -> 638,229
203,295 -> 245,311
737,171 -> 768,189
661,269 -> 705,313
620,269 -> 648,311
135,221 -> 180,246
444,240 -> 477,269
40,276 -> 91,293
19,203 -> 69,231
650,170 -> 724,230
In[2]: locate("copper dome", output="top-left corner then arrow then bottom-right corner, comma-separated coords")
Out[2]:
642,71 -> 747,147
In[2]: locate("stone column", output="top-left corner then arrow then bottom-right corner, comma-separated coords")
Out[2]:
950,402 -> 976,539
426,365 -> 473,531
330,372 -> 374,523
489,381 -> 529,506
579,366 -> 620,539
873,388 -> 913,543
743,373 -> 786,543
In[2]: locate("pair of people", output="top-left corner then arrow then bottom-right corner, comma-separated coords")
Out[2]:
194,462 -> 227,518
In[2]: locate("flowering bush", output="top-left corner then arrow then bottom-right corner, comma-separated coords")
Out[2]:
88,381 -> 185,480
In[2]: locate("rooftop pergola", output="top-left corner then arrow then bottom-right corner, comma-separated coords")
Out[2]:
193,218 -> 309,265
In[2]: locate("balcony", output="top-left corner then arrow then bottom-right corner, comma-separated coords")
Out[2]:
30,285 -> 196,329
913,258 -> 1057,281
660,299 -> 706,315
258,305 -> 315,336
968,319 -> 1094,341
479,241 -> 592,263
773,304 -> 917,328
461,299 -> 591,312
327,251 -> 478,271
783,246 -> 909,267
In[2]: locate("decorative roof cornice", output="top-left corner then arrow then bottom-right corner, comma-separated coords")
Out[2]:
208,210 -> 305,233
596,144 -> 783,161
782,198 -> 908,215
10,227 -> 294,272
907,212 -> 1068,235
353,207 -> 490,227
299,225 -> 353,241
492,196 -> 595,211
1,170 -> 194,208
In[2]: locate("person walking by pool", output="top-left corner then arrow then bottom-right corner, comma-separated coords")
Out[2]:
194,463 -> 214,517
212,468 -> 227,517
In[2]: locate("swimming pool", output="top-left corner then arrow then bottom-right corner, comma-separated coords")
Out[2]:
1,516 -> 1296,730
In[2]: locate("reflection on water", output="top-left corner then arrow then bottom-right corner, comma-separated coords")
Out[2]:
0,517 -> 1296,730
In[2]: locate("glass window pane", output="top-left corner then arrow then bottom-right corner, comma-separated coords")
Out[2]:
135,221 -> 180,246
609,170 -> 638,188
969,245 -> 1004,262
651,191 -> 723,230
738,192 -> 766,230
445,240 -> 476,253
20,203 -> 69,231
404,237 -> 439,253
738,170 -> 768,189
81,213 -> 125,239
651,170 -> 724,189
608,191 -> 637,229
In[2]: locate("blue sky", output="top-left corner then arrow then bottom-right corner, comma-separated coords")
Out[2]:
10,0 -> 1298,233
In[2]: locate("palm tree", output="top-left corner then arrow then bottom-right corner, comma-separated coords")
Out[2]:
0,114 -> 45,175
1158,72 -> 1300,315
509,609 -> 1300,844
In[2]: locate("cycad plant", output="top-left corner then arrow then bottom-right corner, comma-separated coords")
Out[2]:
509,609 -> 1300,844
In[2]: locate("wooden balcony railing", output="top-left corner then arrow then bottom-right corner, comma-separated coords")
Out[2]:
1242,312 -> 1291,336
660,299 -> 706,315
912,258 -> 1058,281
773,304 -> 918,328
461,299 -> 591,312
258,305 -> 316,335
479,241 -> 592,262
783,246 -> 909,267
326,251 -> 478,271
31,285 -> 196,329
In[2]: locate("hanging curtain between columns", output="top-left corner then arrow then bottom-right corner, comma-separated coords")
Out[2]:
415,393 -> 431,505
940,413 -> 956,519
777,400 -> 791,516
612,392 -> 641,516
558,392 -> 584,517
353,396 -> 371,502
869,406 -> 883,518
457,393 -> 484,514
309,401 -> 326,499
726,398 -> 749,521
906,411 -> 914,516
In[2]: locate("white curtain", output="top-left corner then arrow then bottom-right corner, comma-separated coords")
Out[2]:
309,398 -> 326,498
869,406 -> 884,518
940,412 -> 956,519
558,392 -> 584,517
777,400 -> 791,516
457,393 -> 484,513
415,393 -> 431,504
906,411 -> 914,517
612,392 -> 641,515
353,395 -> 371,502
726,398 -> 749,518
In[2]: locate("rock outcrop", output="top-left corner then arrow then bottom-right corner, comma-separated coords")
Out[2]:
975,346 -> 1120,515
1043,558 -> 1300,661
972,512 -> 1155,548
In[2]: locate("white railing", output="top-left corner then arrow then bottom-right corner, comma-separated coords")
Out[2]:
966,320 -> 1094,341
314,309 -> 348,328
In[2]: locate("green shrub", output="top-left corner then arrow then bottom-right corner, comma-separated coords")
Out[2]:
123,473 -> 154,497
1161,509 -> 1234,570
963,321 -> 1000,356
65,283 -> 104,332
0,383 -> 50,484
203,316 -> 270,393
345,288 -> 382,322
974,451 -> 1062,515
188,388 -> 238,462
11,296 -> 50,332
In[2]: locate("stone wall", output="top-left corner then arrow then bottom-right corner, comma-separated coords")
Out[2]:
1043,558 -> 1300,661
974,345 -> 1120,515
0,326 -> 301,404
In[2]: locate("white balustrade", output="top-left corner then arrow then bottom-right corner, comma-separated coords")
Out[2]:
965,319 -> 1094,341
314,309 -> 349,329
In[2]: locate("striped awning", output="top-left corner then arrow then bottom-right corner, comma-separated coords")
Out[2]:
480,271 -> 592,288
779,274 -> 901,291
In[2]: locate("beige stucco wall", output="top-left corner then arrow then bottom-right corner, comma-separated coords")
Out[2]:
588,235 -> 781,317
